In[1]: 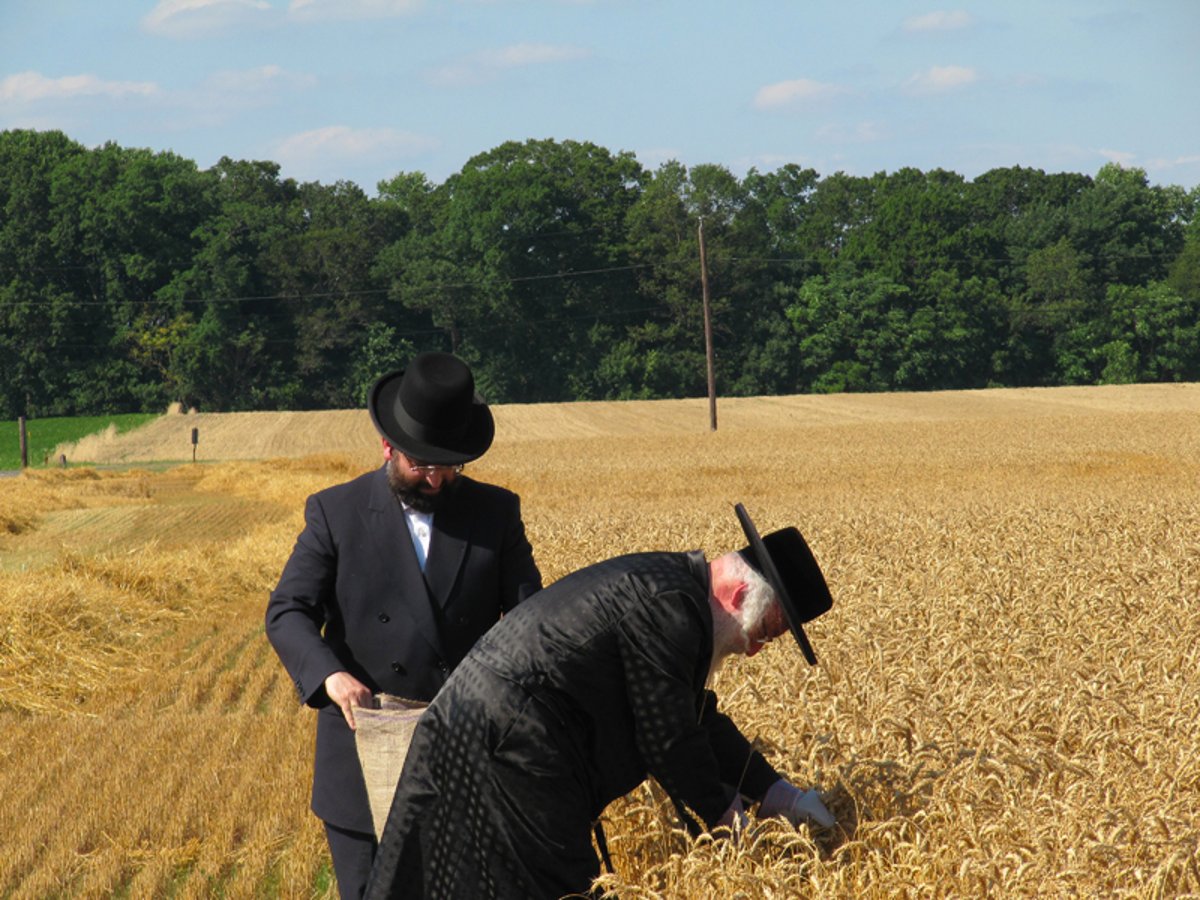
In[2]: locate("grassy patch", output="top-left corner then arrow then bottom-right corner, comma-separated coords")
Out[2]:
313,862 -> 336,897
0,413 -> 158,470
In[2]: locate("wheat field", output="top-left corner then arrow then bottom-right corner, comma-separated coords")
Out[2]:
3,384 -> 1199,898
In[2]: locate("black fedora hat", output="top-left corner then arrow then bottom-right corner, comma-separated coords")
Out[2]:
734,503 -> 833,666
368,352 -> 495,465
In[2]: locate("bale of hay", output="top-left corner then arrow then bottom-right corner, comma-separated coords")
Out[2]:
353,694 -> 428,840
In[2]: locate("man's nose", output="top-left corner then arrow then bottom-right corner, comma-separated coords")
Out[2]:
423,469 -> 445,488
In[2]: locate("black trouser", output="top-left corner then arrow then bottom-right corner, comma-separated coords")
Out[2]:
325,821 -> 377,900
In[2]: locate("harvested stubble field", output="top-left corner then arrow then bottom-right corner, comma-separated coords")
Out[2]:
3,383 -> 1199,898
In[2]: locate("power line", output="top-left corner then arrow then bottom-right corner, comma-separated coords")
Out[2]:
0,249 -> 1185,310
3,302 -> 681,351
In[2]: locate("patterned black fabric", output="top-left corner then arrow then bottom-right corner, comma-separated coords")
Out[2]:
365,551 -> 782,900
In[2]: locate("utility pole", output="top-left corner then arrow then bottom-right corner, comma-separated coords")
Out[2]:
698,217 -> 717,431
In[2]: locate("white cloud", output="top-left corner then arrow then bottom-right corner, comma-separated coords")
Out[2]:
1098,148 -> 1137,166
816,121 -> 886,144
145,0 -> 422,34
630,146 -> 682,170
426,43 -> 589,87
203,64 -> 316,94
736,152 -> 821,174
903,65 -> 978,94
482,43 -> 588,67
903,10 -> 973,32
288,0 -> 423,21
145,65 -> 316,127
0,71 -> 159,103
273,125 -> 439,175
142,0 -> 274,38
753,79 -> 848,110
1151,153 -> 1200,170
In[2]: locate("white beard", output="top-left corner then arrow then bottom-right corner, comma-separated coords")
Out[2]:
707,612 -> 744,685
707,580 -> 777,685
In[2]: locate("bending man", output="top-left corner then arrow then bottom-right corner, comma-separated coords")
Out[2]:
366,503 -> 834,900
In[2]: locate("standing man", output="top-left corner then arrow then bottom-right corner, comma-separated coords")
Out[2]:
366,504 -> 836,900
266,351 -> 542,899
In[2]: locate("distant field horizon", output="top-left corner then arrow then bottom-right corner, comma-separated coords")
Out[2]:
54,382 -> 1200,466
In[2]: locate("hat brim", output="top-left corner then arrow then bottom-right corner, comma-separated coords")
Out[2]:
368,369 -> 495,465
735,503 -> 825,666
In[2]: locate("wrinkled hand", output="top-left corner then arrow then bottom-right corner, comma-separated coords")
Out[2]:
324,671 -> 374,730
716,793 -> 749,833
758,779 -> 836,828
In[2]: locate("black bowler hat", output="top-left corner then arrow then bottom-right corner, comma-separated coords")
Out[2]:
734,503 -> 833,666
368,352 -> 495,465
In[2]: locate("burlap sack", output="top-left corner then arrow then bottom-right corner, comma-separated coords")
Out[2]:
353,694 -> 428,840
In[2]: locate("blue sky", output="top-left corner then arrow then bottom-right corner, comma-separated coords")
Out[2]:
1,1 -> 1197,195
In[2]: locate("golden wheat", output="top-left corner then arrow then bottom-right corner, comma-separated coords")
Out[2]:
3,385 -> 1199,898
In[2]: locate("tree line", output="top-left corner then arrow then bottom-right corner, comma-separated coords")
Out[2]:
2,128 -> 1198,418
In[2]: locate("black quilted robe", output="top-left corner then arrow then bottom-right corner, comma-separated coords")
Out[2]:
365,550 -> 782,900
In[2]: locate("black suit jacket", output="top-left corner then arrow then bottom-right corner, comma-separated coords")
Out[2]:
265,465 -> 541,832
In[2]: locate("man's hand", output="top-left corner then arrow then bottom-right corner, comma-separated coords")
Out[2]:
758,779 -> 836,828
324,671 -> 373,730
716,793 -> 749,833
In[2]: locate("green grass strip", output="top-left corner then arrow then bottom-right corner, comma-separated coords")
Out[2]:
0,413 -> 159,470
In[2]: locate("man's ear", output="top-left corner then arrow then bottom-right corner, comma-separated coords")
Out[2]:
728,580 -> 748,612
381,437 -> 395,460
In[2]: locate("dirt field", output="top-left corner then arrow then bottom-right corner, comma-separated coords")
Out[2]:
5,383 -> 1200,898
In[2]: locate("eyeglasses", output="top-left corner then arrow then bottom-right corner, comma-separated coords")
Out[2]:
401,452 -> 464,475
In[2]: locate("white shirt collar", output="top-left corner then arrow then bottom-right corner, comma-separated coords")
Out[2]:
400,503 -> 434,571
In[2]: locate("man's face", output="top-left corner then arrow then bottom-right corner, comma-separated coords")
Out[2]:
384,442 -> 460,513
742,599 -> 789,657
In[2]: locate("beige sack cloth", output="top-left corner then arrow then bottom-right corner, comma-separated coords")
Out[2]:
353,694 -> 429,840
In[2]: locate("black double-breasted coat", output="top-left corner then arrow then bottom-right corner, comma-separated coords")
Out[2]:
265,465 -> 541,834
365,550 -> 782,899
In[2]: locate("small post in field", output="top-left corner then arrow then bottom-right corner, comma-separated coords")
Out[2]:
18,416 -> 28,469
191,427 -> 199,463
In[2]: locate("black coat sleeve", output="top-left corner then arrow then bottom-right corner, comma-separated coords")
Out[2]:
497,493 -> 541,609
615,590 -> 734,828
699,689 -> 782,801
264,490 -> 347,707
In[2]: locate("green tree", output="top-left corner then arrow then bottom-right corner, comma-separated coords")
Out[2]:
7,129 -> 1199,411
622,160 -> 789,399
993,237 -> 1094,385
842,168 -> 972,287
372,170 -> 464,355
0,130 -> 87,417
271,179 -> 405,408
377,139 -> 646,402
792,170 -> 875,275
1165,200 -> 1200,303
899,270 -> 1003,389
967,166 -> 1091,291
48,142 -> 215,412
159,157 -> 302,410
349,323 -> 418,406
1103,282 -> 1199,381
1067,163 -> 1187,288
784,272 -> 910,392
742,164 -> 821,267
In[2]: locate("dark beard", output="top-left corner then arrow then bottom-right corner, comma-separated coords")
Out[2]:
386,457 -> 456,513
